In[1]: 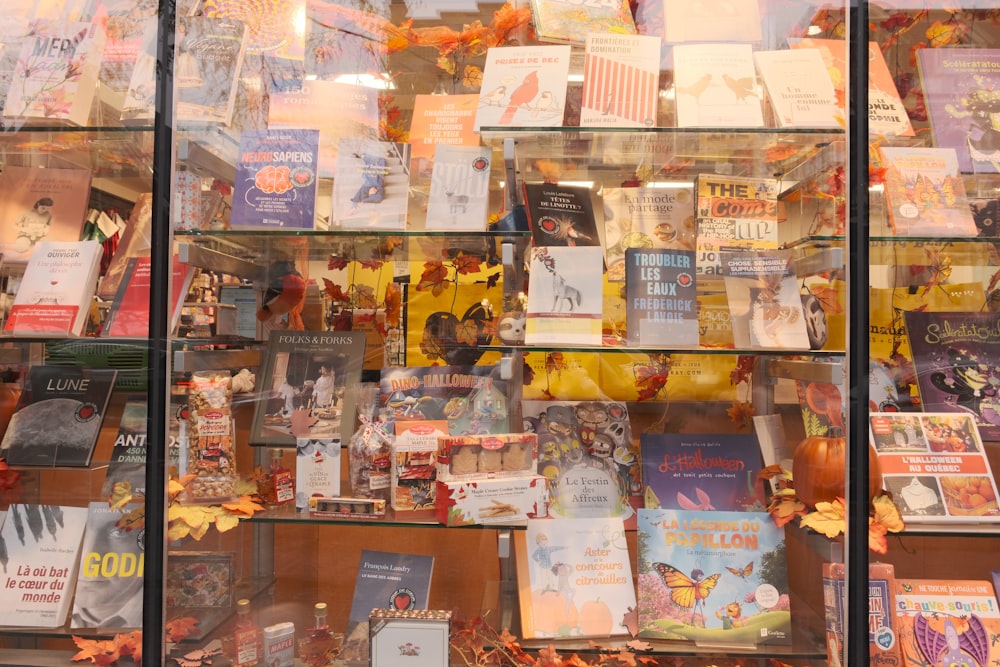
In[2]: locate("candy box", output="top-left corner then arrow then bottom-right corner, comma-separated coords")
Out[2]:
436,432 -> 537,481
391,420 -> 447,512
435,475 -> 548,526
369,609 -> 450,667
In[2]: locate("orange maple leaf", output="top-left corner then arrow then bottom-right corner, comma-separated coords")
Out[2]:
354,284 -> 377,309
221,495 -> 265,517
727,400 -> 756,428
166,616 -> 200,642
455,319 -> 480,346
384,283 -> 402,328
545,352 -> 568,374
869,519 -> 890,554
452,254 -> 483,275
417,262 -> 450,295
322,278 -> 349,303
871,495 -> 905,533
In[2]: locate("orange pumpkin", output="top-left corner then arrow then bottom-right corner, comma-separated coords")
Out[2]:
792,430 -> 883,508
531,589 -> 578,635
578,599 -> 613,636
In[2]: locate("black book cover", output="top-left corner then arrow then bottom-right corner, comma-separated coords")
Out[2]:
100,397 -> 147,497
522,182 -> 602,247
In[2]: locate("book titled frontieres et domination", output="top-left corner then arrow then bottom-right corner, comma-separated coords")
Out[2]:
581,32 -> 660,128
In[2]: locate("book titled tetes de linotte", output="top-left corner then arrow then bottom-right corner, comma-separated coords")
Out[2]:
230,129 -> 319,230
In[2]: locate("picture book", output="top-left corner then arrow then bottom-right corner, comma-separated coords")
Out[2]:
822,561 -> 904,667
0,504 -> 89,627
878,146 -> 977,236
0,366 -> 117,467
95,0 -> 158,110
672,43 -> 764,128
174,15 -> 248,125
636,508 -> 790,645
70,501 -> 144,630
3,19 -> 106,126
602,185 -> 695,281
529,0 -> 636,45
100,397 -> 147,498
230,129 -> 319,230
523,182 -> 602,248
330,137 -> 410,230
408,94 -> 480,176
102,256 -> 195,337
0,165 -> 92,264
474,45 -> 572,130
295,437 -> 340,511
380,365 -> 509,435
904,310 -> 1000,441
870,412 -> 1000,522
789,39 -> 914,137
753,48 -> 841,128
624,248 -> 698,347
521,400 -> 640,523
304,0 -> 388,82
694,174 -> 780,276
525,246 -> 604,347
720,249 -> 810,350
580,32 -> 659,128
640,433 -> 767,512
661,0 -> 761,43
514,517 -> 636,638
918,47 -> 1000,173
249,331 -> 366,447
4,240 -> 103,337
895,578 -> 1000,667
424,144 -> 491,231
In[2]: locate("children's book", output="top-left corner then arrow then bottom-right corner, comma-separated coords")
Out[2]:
640,433 -> 767,512
174,15 -> 248,125
694,174 -> 780,276
230,129 -> 319,230
661,0 -> 761,43
672,43 -> 764,128
822,562 -> 904,667
0,366 -> 117,468
521,400 -> 639,523
720,249 -> 810,350
602,184 -> 695,282
580,32 -> 659,128
0,165 -> 92,264
523,182 -> 601,248
636,508 -> 791,645
870,412 -> 1000,522
102,256 -> 195,337
878,146 -> 977,236
753,48 -> 841,128
100,397 -> 147,498
330,137 -> 410,230
474,45 -> 572,130
624,248 -> 698,347
525,246 -> 604,347
424,144 -> 491,231
70,501 -> 144,630
380,365 -> 509,435
529,0 -> 636,45
514,517 -> 636,638
0,503 -> 89,627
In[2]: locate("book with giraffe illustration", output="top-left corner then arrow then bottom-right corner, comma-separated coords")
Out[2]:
525,246 -> 604,346
474,45 -> 571,130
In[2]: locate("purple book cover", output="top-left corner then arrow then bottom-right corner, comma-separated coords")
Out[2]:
231,129 -> 319,230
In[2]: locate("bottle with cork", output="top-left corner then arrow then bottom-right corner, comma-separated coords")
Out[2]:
298,602 -> 342,666
227,598 -> 261,667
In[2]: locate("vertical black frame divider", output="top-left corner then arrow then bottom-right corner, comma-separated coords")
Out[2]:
144,0 -> 176,663
847,1 -> 872,666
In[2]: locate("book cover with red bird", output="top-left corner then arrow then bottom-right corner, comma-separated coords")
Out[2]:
474,45 -> 571,130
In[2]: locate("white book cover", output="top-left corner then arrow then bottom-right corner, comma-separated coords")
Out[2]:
474,45 -> 571,130
330,137 -> 411,230
720,249 -> 809,350
754,49 -> 841,128
673,43 -> 764,128
295,437 -> 341,512
602,184 -> 695,281
525,245 -> 604,346
424,144 -> 491,231
0,504 -> 89,627
662,0 -> 762,43
581,32 -> 661,128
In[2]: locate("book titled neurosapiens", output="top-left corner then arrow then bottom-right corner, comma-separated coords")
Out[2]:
602,185 -> 695,281
529,0 -> 636,45
624,248 -> 697,347
720,248 -> 810,350
230,129 -> 319,230
753,48 -> 841,129
0,503 -> 89,627
424,144 -> 491,232
474,45 -> 572,130
174,15 -> 248,126
878,146 -> 977,236
0,165 -> 93,264
672,43 -> 764,128
581,32 -> 660,128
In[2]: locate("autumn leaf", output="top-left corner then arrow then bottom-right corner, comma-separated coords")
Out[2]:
167,477 -> 188,502
455,319 -> 481,346
327,256 -> 348,272
799,498 -> 847,538
871,495 -> 905,533
384,283 -> 402,327
417,261 -> 450,295
222,496 -> 266,517
322,277 -> 349,303
109,481 -> 134,510
358,259 -> 383,271
727,400 -> 756,428
354,284 -> 377,309
768,493 -> 808,527
926,18 -> 967,47
545,352 -> 568,374
452,254 -> 483,275
759,464 -> 790,481
869,519 -> 890,554
461,64 -> 483,90
166,617 -> 199,643
116,505 -> 145,532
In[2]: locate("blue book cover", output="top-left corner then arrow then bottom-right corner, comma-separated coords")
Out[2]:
637,508 -> 791,644
231,129 -> 319,230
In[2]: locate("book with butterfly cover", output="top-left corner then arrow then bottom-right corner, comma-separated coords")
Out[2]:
636,508 -> 791,645
513,517 -> 636,639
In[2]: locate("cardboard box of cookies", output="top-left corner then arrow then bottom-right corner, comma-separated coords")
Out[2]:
435,474 -> 548,526
436,432 -> 537,481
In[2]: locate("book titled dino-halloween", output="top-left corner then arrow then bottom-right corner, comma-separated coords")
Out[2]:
379,365 -> 509,435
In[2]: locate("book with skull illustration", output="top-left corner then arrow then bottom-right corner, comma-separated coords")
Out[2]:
525,245 -> 604,347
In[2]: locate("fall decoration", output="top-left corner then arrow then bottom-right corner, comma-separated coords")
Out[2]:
791,429 -> 883,509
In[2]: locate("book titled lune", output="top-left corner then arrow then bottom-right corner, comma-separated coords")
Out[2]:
231,129 -> 319,230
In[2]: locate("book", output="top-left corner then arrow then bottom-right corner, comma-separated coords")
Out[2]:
3,240 -> 103,337
117,16 -> 157,124
96,0 -> 158,111
102,256 -> 195,337
894,578 -> 1000,667
230,129 -> 320,230
870,412 -> 1000,522
0,504 -> 89,627
329,137 -> 410,230
0,366 -> 117,468
3,19 -> 106,126
0,165 -> 93,264
70,501 -> 144,629
822,562 -> 904,667
424,144 -> 492,231
580,32 -> 660,128
720,248 -> 811,350
174,15 -> 248,125
380,365 -> 510,435
904,310 -> 1000,440
100,398 -> 147,498
525,246 -> 604,347
474,45 -> 572,130
521,399 -> 639,522
602,185 -> 696,281
97,193 -> 152,300
753,48 -> 841,128
661,0 -> 761,43
694,174 -> 780,276
639,433 -> 767,512
529,0 -> 636,45
918,47 -> 1000,173
636,508 -> 791,645
878,146 -> 977,236
408,93 -> 481,177
672,43 -> 764,128
624,248 -> 698,347
249,331 -> 366,447
294,437 -> 340,512
304,0 -> 388,82
514,517 -> 636,638
523,182 -> 602,247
